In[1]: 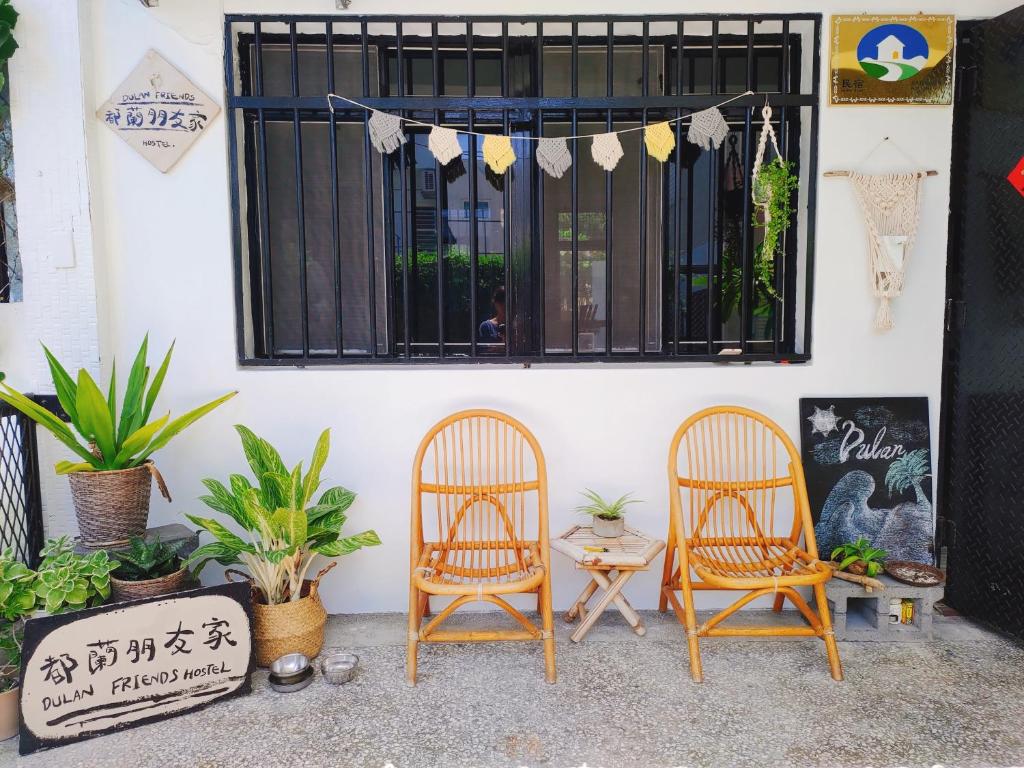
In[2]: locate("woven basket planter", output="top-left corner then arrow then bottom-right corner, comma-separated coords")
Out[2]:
227,562 -> 336,667
111,567 -> 191,603
0,687 -> 17,742
68,462 -> 170,548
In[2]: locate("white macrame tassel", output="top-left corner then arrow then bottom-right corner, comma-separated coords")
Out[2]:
591,132 -> 624,172
428,126 -> 462,165
368,110 -> 406,154
687,107 -> 729,150
536,137 -> 572,179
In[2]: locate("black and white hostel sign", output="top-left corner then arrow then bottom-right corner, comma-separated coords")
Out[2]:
18,583 -> 253,755
97,49 -> 221,173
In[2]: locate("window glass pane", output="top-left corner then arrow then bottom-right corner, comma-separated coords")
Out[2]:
542,120 -> 572,353
440,132 -> 472,353
474,131 -> 507,354
541,22 -> 572,97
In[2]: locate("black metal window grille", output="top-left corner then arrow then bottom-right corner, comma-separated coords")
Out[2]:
0,400 -> 45,567
225,15 -> 821,365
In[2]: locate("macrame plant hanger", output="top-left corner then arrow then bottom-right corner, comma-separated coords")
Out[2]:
749,99 -> 786,297
825,138 -> 937,330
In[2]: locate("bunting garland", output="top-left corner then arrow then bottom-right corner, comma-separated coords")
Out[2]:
329,90 -> 755,178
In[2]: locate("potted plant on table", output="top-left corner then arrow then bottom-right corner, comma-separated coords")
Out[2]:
0,337 -> 237,547
110,537 -> 190,602
0,549 -> 35,741
831,537 -> 887,577
187,426 -> 381,666
576,489 -> 640,538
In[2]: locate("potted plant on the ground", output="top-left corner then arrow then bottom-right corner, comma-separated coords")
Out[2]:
576,489 -> 640,538
0,548 -> 35,741
0,337 -> 237,546
110,536 -> 189,602
187,426 -> 381,666
831,537 -> 887,577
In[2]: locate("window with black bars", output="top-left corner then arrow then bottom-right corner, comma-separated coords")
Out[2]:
0,401 -> 45,568
225,15 -> 820,365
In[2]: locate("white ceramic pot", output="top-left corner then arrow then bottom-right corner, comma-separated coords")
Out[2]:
0,687 -> 18,742
592,516 -> 625,538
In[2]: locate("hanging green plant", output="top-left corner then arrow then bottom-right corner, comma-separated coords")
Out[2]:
751,157 -> 798,298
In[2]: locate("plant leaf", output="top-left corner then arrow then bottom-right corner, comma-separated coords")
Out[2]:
271,508 -> 307,548
0,385 -> 98,466
838,554 -> 860,571
185,542 -> 243,577
113,413 -> 169,466
142,340 -> 174,424
314,529 -> 381,556
184,514 -> 253,552
106,361 -> 117,434
41,343 -> 80,430
302,429 -> 330,508
235,425 -> 287,505
75,369 -> 116,466
118,335 -> 150,445
133,390 -> 237,464
55,461 -> 95,475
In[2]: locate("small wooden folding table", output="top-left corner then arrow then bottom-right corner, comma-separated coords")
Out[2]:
552,524 -> 665,643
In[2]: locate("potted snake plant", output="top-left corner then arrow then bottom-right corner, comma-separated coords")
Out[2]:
110,536 -> 190,602
187,426 -> 381,666
0,337 -> 236,547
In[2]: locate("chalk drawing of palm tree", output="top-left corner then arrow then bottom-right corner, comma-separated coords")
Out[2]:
885,448 -> 931,507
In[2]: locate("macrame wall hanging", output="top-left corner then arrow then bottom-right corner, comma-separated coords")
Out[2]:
327,91 -> 754,179
825,138 -> 938,331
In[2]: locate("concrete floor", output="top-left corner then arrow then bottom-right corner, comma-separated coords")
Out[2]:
2,609 -> 1023,768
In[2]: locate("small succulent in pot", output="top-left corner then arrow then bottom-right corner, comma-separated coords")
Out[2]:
575,488 -> 640,538
110,537 -> 190,602
33,537 -> 119,615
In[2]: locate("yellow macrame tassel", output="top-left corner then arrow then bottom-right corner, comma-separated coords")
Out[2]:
482,135 -> 516,174
644,122 -> 676,162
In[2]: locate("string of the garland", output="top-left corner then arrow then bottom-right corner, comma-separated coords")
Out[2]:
327,90 -> 754,177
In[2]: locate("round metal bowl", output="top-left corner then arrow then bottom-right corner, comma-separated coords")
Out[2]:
270,652 -> 310,677
320,651 -> 359,685
268,665 -> 314,693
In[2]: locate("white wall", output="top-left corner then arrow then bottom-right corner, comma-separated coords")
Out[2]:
4,0 -> 1019,612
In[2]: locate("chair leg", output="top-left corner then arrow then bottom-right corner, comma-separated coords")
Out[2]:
658,539 -> 675,613
679,570 -> 704,683
406,584 -> 421,686
771,592 -> 785,613
539,570 -> 557,684
813,582 -> 843,682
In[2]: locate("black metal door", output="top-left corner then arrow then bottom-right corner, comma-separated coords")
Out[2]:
940,6 -> 1024,638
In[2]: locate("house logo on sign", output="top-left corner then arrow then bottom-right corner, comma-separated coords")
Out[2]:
1009,156 -> 1024,199
97,50 -> 221,173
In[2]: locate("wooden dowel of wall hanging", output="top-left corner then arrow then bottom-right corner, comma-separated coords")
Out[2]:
823,170 -> 938,177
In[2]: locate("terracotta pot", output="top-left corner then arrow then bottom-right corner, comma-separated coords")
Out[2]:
226,562 -> 336,667
111,567 -> 191,602
592,515 -> 625,538
68,463 -> 155,547
0,687 -> 18,742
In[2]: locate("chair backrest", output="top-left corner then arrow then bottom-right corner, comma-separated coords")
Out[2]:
412,409 -> 549,575
667,406 -> 819,556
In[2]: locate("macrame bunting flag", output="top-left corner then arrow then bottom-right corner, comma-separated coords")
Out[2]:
368,110 -> 406,154
591,132 -> 624,172
847,172 -> 924,331
428,126 -> 462,165
687,106 -> 730,150
644,122 -> 676,162
482,134 -> 516,174
536,137 -> 572,179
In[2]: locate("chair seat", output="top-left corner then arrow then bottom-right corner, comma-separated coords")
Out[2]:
687,536 -> 832,589
413,541 -> 546,595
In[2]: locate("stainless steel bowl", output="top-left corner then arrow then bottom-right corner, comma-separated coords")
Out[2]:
270,653 -> 310,677
320,651 -> 359,685
268,665 -> 314,693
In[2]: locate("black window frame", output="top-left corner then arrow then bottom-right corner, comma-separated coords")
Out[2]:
225,14 -> 821,366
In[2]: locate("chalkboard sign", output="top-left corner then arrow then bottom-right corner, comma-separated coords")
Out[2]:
97,50 -> 221,173
18,582 -> 253,755
798,397 -> 934,564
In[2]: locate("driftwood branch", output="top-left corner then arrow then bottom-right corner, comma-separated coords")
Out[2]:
826,561 -> 885,592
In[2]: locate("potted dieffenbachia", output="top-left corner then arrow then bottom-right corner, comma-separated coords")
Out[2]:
0,337 -> 236,546
187,426 -> 381,666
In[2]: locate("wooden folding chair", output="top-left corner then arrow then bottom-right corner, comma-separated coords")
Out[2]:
407,409 -> 556,685
659,406 -> 843,683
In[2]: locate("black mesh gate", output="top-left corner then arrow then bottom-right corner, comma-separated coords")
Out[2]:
939,6 -> 1024,639
0,398 -> 45,567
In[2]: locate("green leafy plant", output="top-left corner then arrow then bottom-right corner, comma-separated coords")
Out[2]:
112,537 -> 184,582
187,426 -> 381,605
0,0 -> 18,94
575,489 -> 640,521
751,158 -> 799,298
34,537 -> 119,614
0,548 -> 35,692
830,537 -> 887,578
0,336 -> 237,474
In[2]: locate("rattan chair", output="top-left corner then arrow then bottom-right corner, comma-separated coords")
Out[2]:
659,406 -> 843,683
407,409 -> 556,685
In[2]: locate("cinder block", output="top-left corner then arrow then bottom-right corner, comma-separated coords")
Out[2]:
826,574 -> 944,642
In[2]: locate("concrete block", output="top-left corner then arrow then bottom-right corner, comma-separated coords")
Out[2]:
826,573 -> 944,642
